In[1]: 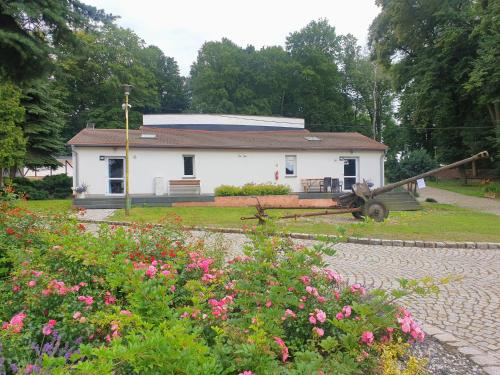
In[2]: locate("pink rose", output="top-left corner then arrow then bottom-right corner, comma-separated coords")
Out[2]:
361,331 -> 374,345
342,305 -> 352,318
73,311 -> 82,320
313,327 -> 324,337
265,300 -> 272,308
336,312 -> 344,320
239,371 -> 253,375
27,280 -> 37,288
309,315 -> 317,325
315,309 -> 326,323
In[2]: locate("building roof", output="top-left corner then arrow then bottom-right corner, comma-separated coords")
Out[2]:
143,114 -> 305,131
67,128 -> 388,151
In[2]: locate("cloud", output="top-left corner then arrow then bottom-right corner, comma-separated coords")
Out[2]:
84,0 -> 380,75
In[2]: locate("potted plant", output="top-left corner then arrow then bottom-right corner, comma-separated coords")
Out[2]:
74,183 -> 89,199
482,184 -> 498,199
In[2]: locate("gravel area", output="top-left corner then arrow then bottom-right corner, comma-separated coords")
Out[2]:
410,337 -> 484,374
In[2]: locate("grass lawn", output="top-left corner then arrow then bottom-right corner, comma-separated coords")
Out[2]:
110,203 -> 500,243
16,199 -> 73,214
427,180 -> 499,200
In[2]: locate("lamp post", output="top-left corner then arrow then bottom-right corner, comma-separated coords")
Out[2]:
122,84 -> 133,215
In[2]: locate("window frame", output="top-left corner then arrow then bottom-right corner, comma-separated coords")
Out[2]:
182,154 -> 195,178
285,155 -> 297,177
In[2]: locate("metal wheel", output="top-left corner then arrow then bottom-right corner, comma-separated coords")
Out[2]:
363,199 -> 388,222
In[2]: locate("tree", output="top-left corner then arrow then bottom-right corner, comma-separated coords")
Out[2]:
0,0 -> 113,82
0,82 -> 26,186
369,0 -> 498,165
55,25 -> 186,138
20,80 -> 66,169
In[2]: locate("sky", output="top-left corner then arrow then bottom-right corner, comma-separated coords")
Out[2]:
83,0 -> 381,76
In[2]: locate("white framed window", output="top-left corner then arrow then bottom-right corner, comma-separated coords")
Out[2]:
285,155 -> 297,177
183,155 -> 195,177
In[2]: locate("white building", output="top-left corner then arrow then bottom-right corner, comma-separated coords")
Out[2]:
68,114 -> 387,197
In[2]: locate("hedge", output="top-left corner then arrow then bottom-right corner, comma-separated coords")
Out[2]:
215,183 -> 292,196
12,175 -> 72,200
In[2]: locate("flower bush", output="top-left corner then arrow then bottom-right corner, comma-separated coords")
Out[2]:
0,202 -> 438,374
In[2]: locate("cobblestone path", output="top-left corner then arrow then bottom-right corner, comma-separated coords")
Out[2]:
323,243 -> 500,369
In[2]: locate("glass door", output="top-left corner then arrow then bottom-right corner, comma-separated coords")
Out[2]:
108,158 -> 124,195
343,158 -> 357,191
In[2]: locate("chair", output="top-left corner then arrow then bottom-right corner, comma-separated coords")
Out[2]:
331,178 -> 343,193
323,177 -> 332,192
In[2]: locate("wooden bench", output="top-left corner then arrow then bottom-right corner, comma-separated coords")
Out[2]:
169,180 -> 201,195
301,179 -> 324,193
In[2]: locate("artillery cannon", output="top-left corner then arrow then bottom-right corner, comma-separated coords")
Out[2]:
241,151 -> 489,224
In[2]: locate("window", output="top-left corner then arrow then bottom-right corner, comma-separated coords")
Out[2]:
183,155 -> 194,177
285,155 -> 297,176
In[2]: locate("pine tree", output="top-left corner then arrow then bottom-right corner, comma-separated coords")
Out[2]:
21,80 -> 66,169
0,82 -> 26,186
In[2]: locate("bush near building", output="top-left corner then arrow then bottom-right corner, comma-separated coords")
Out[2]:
215,183 -> 292,196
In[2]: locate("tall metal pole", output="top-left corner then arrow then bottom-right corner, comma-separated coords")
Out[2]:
124,89 -> 131,215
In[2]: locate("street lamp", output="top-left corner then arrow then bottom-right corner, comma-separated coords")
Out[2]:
122,84 -> 133,215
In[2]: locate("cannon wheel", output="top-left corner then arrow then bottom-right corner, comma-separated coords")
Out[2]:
363,199 -> 388,222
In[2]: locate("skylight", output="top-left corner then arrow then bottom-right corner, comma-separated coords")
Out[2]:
140,134 -> 157,139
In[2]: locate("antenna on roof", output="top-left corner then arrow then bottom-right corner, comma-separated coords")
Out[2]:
86,122 -> 95,130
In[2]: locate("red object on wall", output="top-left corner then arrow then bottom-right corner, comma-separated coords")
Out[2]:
274,170 -> 279,181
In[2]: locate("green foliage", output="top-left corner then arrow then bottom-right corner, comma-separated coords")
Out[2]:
215,183 -> 292,196
56,25 -> 188,139
0,0 -> 114,82
20,80 -> 66,169
370,0 -> 498,165
386,150 -> 438,182
190,19 -> 394,136
12,175 -> 72,200
0,82 -> 26,185
0,206 -> 436,374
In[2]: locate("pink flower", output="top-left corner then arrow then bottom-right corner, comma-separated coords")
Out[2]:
282,309 -> 297,320
12,285 -> 21,293
334,291 -> 340,300
32,271 -> 43,277
317,296 -> 326,303
299,275 -> 311,285
298,303 -> 305,310
42,319 -> 57,335
73,311 -> 82,320
324,269 -> 342,283
77,295 -> 94,305
27,280 -> 36,287
315,309 -> 326,323
305,285 -> 319,297
170,285 -> 176,292
361,331 -> 374,345
273,337 -> 289,362
2,312 -> 27,333
309,315 -> 317,325
104,291 -> 116,305
313,327 -> 324,337
239,371 -> 253,375
145,265 -> 157,278
265,300 -> 272,308
350,283 -> 366,295
342,305 -> 352,318
120,310 -> 132,316
336,312 -> 344,320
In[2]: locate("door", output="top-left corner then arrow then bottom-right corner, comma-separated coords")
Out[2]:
343,158 -> 358,191
107,158 -> 124,195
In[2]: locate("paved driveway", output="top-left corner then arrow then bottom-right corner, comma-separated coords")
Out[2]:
211,232 -> 500,371
419,186 -> 500,215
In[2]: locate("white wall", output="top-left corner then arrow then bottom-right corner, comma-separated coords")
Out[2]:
73,146 -> 384,195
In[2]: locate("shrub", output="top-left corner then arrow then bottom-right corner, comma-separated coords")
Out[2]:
215,183 -> 292,196
386,150 -> 438,183
12,175 -> 72,200
0,206 -> 440,374
482,183 -> 499,194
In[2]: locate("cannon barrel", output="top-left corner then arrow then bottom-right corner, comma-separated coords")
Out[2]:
371,150 -> 490,197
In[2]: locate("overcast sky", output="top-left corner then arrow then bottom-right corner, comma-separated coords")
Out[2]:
83,0 -> 381,76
